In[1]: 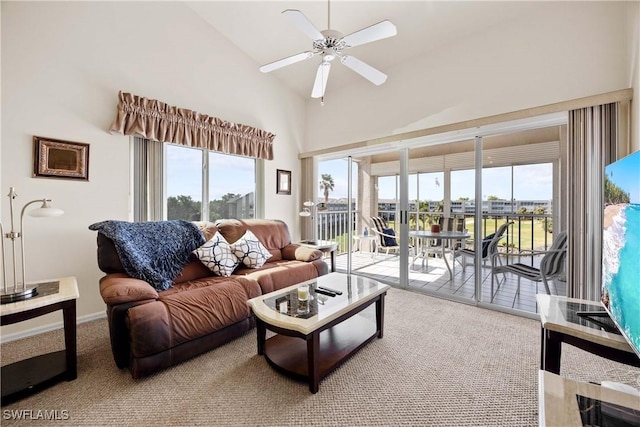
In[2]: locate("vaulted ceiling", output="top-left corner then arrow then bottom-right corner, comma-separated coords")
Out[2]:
186,1 -> 541,100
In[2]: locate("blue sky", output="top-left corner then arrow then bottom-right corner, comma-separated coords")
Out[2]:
320,159 -> 553,201
606,150 -> 640,204
166,145 -> 255,200
165,145 -> 555,202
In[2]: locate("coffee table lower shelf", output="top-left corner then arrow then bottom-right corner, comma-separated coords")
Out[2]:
263,315 -> 377,392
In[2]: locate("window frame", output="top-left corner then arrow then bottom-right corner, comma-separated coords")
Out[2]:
133,137 -> 261,222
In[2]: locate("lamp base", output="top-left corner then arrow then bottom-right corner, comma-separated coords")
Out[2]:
1,286 -> 38,304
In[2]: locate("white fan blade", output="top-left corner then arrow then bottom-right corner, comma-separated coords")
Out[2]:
282,9 -> 324,41
342,20 -> 397,48
311,62 -> 331,98
260,51 -> 314,73
341,56 -> 387,85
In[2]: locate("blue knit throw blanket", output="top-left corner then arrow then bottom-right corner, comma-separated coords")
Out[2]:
89,220 -> 205,291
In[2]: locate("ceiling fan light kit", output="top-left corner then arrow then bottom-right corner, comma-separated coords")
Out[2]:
260,3 -> 397,104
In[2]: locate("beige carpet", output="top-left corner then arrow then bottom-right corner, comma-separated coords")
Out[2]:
2,287 -> 639,426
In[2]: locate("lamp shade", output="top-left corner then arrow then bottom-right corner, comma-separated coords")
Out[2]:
299,208 -> 312,217
28,200 -> 64,217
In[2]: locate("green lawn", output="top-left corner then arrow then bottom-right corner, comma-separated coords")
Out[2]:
324,218 -> 553,254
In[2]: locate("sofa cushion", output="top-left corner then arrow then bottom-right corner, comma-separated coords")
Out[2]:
194,232 -> 241,277
158,278 -> 253,346
216,219 -> 294,262
230,230 -> 272,268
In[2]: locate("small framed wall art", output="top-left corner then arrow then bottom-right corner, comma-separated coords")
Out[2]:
33,136 -> 90,181
276,169 -> 291,195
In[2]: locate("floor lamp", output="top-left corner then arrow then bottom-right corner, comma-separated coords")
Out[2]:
298,200 -> 317,243
1,187 -> 64,304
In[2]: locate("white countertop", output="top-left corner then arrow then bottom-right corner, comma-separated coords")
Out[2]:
1,276 -> 78,316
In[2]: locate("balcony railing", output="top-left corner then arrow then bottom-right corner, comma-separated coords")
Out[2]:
318,210 -> 554,256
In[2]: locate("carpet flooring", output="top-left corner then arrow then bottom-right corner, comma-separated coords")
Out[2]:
1,287 -> 639,426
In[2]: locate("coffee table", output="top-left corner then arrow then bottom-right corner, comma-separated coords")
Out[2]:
247,272 -> 389,393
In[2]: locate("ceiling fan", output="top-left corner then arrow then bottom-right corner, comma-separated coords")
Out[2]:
259,2 -> 397,102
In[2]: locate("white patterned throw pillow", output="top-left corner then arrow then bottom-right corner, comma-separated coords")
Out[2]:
230,230 -> 272,269
194,232 -> 241,277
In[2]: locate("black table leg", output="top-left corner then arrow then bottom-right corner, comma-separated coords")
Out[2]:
376,294 -> 385,338
307,331 -> 320,393
256,318 -> 266,356
63,299 -> 77,380
543,329 -> 562,375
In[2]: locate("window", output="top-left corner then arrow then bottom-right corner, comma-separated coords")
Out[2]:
166,145 -> 203,221
207,151 -> 256,221
135,139 -> 257,222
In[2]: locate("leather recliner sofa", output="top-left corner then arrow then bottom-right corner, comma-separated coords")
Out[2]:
94,218 -> 328,378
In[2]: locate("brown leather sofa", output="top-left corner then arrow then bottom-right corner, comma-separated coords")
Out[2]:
95,218 -> 328,378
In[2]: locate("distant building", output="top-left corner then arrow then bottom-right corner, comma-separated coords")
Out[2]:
312,198 -> 552,215
226,192 -> 254,219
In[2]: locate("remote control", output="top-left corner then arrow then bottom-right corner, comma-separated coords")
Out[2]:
318,286 -> 342,295
314,288 -> 337,297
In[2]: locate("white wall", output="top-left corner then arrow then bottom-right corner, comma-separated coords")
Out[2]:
1,2 -> 305,337
304,2 -> 632,151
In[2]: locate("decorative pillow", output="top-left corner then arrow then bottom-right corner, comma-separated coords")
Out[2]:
193,232 -> 241,277
230,230 -> 272,268
382,227 -> 397,246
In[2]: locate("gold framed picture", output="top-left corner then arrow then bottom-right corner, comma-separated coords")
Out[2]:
276,169 -> 291,195
33,136 -> 90,181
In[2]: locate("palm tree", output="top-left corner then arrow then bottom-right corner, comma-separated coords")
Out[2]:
319,174 -> 335,206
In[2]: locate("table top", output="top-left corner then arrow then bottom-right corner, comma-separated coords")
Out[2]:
298,240 -> 338,250
1,276 -> 78,317
353,234 -> 376,240
536,294 -> 634,352
409,230 -> 470,239
247,272 -> 389,335
538,370 -> 640,426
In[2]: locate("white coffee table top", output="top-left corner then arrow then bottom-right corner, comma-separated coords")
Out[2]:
1,276 -> 78,316
538,370 -> 640,426
247,272 -> 389,335
536,294 -> 634,352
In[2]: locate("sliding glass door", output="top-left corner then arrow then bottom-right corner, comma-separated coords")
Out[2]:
313,119 -> 565,317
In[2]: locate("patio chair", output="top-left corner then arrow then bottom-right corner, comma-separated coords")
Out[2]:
370,216 -> 407,256
492,230 -> 567,297
454,221 -> 513,273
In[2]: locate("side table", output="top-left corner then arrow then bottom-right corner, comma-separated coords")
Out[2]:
353,235 -> 377,258
1,276 -> 79,404
298,240 -> 339,272
538,370 -> 640,426
536,294 -> 640,375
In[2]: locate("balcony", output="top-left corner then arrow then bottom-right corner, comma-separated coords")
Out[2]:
314,209 -> 565,314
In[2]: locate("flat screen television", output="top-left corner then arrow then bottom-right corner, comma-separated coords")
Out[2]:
601,149 -> 640,358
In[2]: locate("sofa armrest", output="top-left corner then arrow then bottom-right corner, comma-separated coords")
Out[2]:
281,244 -> 323,262
99,273 -> 159,305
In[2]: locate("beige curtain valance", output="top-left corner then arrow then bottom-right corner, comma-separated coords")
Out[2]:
109,91 -> 275,160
